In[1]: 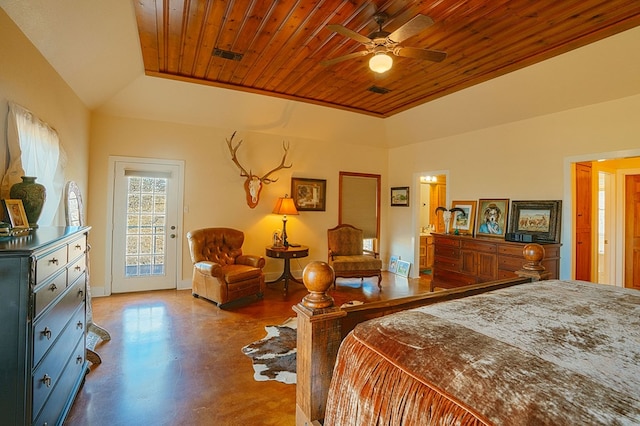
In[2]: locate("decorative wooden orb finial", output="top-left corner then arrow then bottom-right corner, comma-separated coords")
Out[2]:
522,243 -> 545,271
301,261 -> 335,309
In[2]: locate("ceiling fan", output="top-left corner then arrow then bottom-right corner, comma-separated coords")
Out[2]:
322,13 -> 447,73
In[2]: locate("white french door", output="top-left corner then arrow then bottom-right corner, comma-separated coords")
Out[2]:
110,159 -> 183,293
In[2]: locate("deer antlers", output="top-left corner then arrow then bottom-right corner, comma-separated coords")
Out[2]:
226,131 -> 293,208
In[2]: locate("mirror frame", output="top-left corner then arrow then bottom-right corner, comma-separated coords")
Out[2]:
64,180 -> 84,227
338,171 -> 381,250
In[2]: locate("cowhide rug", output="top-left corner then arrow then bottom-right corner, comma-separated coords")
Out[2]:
241,317 -> 296,384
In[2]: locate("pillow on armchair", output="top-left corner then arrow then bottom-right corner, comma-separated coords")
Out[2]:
187,228 -> 265,307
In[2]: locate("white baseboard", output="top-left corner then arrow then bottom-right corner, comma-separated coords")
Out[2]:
177,279 -> 192,291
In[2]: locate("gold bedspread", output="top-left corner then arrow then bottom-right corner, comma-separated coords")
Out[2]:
325,280 -> 640,425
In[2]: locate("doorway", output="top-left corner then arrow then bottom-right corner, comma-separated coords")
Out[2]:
414,171 -> 448,277
108,157 -> 184,293
570,154 -> 640,287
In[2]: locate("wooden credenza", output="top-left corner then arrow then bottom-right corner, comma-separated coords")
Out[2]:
432,233 -> 560,291
0,226 -> 90,425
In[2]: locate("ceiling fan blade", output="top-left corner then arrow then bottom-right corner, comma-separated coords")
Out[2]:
320,50 -> 370,66
387,14 -> 434,43
327,24 -> 372,44
394,46 -> 447,62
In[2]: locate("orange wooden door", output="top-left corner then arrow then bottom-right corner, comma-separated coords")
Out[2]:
575,162 -> 592,280
624,174 -> 640,290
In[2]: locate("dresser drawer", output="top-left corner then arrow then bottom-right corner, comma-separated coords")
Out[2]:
34,269 -> 67,319
497,244 -> 524,257
498,255 -> 526,272
36,246 -> 68,285
461,240 -> 496,253
434,245 -> 459,259
434,255 -> 460,271
33,335 -> 86,426
32,304 -> 85,419
433,235 -> 460,247
33,278 -> 85,366
68,235 -> 87,262
67,255 -> 86,285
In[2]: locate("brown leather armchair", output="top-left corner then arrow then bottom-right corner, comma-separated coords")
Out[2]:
186,228 -> 265,307
327,224 -> 382,290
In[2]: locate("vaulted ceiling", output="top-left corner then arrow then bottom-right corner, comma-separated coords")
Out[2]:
134,0 -> 640,117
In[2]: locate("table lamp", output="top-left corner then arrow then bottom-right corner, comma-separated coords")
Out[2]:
273,194 -> 299,247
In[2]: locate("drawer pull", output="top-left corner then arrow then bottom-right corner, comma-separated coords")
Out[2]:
77,289 -> 84,299
75,244 -> 82,250
75,265 -> 82,272
41,327 -> 52,340
48,257 -> 59,266
76,355 -> 83,364
41,374 -> 52,388
77,321 -> 84,330
48,283 -> 58,292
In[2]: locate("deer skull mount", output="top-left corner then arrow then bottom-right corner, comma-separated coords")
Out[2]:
226,132 -> 292,208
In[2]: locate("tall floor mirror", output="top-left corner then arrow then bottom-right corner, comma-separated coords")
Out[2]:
339,172 -> 381,253
65,181 -> 111,365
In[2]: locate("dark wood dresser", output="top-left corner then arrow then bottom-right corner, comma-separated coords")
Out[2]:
0,226 -> 90,425
432,233 -> 560,291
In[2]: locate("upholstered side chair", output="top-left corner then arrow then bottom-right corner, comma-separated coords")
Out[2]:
186,227 -> 265,307
327,224 -> 382,290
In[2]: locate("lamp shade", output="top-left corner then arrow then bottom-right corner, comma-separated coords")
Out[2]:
273,196 -> 299,215
369,53 -> 393,73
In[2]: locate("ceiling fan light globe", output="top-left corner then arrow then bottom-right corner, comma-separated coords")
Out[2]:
369,53 -> 393,73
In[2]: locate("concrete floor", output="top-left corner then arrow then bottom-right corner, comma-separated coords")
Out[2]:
65,272 -> 432,426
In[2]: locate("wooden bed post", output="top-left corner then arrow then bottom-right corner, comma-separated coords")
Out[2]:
515,243 -> 551,281
292,261 -> 346,426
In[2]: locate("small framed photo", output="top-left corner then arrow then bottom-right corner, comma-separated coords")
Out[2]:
3,199 -> 29,229
291,177 -> 326,211
475,199 -> 509,238
396,260 -> 411,278
391,187 -> 409,206
388,255 -> 399,273
451,200 -> 477,235
508,200 -> 562,243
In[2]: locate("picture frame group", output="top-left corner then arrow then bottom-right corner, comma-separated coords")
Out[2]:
388,255 -> 411,278
441,199 -> 561,243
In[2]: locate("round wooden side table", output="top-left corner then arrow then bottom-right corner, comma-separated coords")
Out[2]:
265,245 -> 309,291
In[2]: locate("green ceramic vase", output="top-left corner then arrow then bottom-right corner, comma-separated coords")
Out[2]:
10,176 -> 46,228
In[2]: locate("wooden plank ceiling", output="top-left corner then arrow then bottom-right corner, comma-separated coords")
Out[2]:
134,0 -> 640,118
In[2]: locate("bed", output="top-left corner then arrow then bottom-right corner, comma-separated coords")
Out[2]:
293,251 -> 640,425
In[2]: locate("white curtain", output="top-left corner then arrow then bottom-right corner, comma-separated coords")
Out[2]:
1,102 -> 66,226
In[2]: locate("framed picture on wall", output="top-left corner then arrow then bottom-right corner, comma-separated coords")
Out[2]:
291,178 -> 326,211
451,200 -> 477,235
508,200 -> 562,243
475,199 -> 509,238
391,187 -> 410,206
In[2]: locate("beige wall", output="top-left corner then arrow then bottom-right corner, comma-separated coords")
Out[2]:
88,112 -> 388,294
387,94 -> 640,277
0,9 -> 90,223
4,5 -> 640,289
